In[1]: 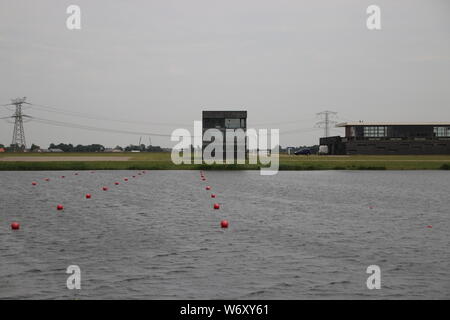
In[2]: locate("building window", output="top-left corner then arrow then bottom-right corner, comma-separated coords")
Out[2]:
434,127 -> 450,137
363,126 -> 387,137
225,118 -> 241,129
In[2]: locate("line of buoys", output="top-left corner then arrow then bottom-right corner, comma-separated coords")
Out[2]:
11,222 -> 20,230
10,170 -> 148,233
199,171 -> 229,230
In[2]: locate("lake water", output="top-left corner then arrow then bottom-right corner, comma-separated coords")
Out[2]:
0,170 -> 449,299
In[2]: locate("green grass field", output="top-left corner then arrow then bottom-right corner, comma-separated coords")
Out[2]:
0,152 -> 449,171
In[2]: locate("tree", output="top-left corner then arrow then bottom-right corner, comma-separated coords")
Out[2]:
125,144 -> 141,152
30,144 -> 40,152
146,145 -> 163,152
49,143 -> 104,152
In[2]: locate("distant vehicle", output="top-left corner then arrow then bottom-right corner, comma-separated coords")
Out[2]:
318,145 -> 329,155
48,148 -> 64,153
294,148 -> 311,155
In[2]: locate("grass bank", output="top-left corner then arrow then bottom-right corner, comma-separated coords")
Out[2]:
0,153 -> 450,171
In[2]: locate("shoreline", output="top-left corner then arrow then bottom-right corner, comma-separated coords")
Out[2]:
0,161 -> 449,171
0,153 -> 449,171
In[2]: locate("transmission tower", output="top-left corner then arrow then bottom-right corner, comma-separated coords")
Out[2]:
9,97 -> 28,151
316,110 -> 338,138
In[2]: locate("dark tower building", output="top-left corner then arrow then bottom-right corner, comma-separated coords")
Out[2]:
202,111 -> 247,162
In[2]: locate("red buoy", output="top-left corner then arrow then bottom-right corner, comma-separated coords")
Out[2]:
221,220 -> 229,228
44,178 -> 50,182
61,176 -> 65,179
57,204 -> 64,211
202,178 -> 206,181
85,194 -> 91,199
115,182 -> 120,185
32,181 -> 37,186
132,176 -> 136,178
206,186 -> 211,190
74,173 -> 78,175
211,194 -> 216,198
427,225 -> 432,228
11,222 -> 20,230
124,178 -> 128,181
213,203 -> 220,210
102,187 -> 108,191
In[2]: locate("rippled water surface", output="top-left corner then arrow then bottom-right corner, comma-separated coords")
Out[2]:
0,170 -> 449,299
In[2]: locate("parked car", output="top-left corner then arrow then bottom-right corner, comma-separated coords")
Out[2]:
318,145 -> 329,155
294,148 -> 311,155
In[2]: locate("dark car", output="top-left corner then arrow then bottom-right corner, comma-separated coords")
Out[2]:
294,148 -> 311,155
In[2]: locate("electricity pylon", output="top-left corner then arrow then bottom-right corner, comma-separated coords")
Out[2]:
316,110 -> 338,138
9,97 -> 28,151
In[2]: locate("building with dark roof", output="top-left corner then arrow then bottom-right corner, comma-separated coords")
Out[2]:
320,122 -> 450,155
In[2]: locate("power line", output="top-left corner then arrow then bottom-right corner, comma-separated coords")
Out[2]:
29,103 -> 191,127
30,103 -> 324,128
251,114 -> 318,126
3,100 -> 335,129
2,99 -> 338,144
31,116 -> 177,137
279,127 -> 322,135
29,115 -> 322,138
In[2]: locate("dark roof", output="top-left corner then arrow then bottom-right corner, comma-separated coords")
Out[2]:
203,111 -> 247,118
336,122 -> 450,127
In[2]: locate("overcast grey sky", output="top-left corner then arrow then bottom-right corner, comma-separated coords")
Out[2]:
1,0 -> 449,148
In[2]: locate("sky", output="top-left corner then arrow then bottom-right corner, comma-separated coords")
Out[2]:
0,0 -> 449,148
